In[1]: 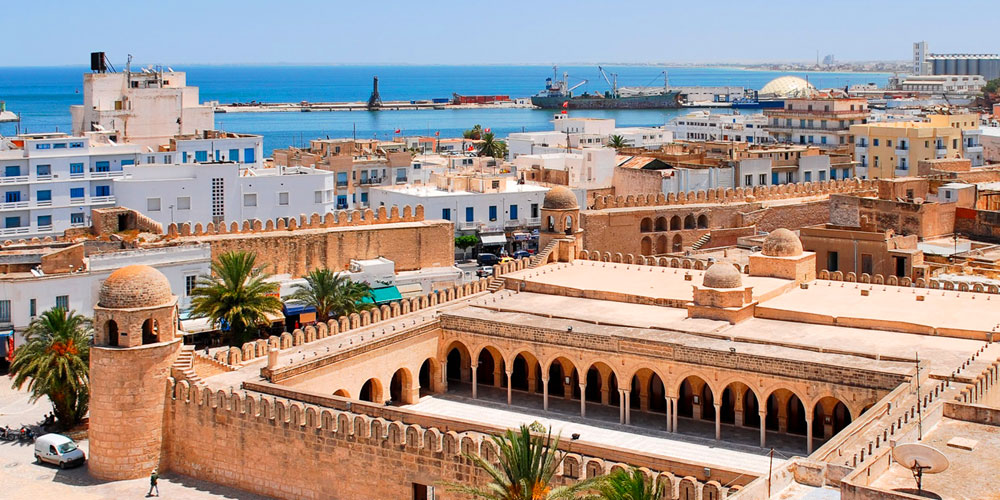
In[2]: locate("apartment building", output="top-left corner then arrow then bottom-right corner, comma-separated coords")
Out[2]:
850,113 -> 983,178
764,97 -> 869,148
666,110 -> 773,144
507,115 -> 670,159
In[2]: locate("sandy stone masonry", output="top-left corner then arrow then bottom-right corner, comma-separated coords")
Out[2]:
590,178 -> 876,210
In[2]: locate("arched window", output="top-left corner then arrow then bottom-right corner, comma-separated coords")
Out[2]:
106,320 -> 119,347
547,216 -> 555,232
564,216 -> 574,235
141,318 -> 157,345
670,215 -> 681,230
684,214 -> 695,230
640,218 -> 652,233
697,214 -> 709,229
655,217 -> 668,232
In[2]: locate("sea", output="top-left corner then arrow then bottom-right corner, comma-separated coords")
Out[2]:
0,65 -> 891,153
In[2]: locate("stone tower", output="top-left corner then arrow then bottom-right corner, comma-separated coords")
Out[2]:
539,186 -> 583,262
89,265 -> 181,480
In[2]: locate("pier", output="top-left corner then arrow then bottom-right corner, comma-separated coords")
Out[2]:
215,100 -> 534,113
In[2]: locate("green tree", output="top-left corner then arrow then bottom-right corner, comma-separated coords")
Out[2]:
593,467 -> 664,500
455,234 -> 480,253
464,124 -> 484,140
288,268 -> 374,322
443,424 -> 599,500
984,78 -> 1000,95
9,307 -> 92,430
478,132 -> 507,159
190,251 -> 283,345
607,135 -> 627,150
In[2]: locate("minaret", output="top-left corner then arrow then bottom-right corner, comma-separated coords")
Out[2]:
89,265 -> 181,480
539,186 -> 583,262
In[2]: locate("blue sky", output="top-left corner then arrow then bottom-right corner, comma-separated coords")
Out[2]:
6,0 -> 997,67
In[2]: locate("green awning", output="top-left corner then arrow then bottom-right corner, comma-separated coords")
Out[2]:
364,286 -> 403,305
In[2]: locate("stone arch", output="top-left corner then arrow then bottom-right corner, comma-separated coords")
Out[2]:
655,235 -> 668,254
105,319 -> 119,347
672,234 -> 683,252
683,214 -> 695,230
359,378 -> 383,403
444,340 -> 472,384
670,215 -> 681,231
764,387 -> 807,435
510,351 -> 543,394
475,345 -> 506,388
333,389 -> 350,398
389,367 -> 417,405
677,374 -> 714,421
418,357 -> 442,395
564,215 -> 574,235
640,236 -> 653,255
544,355 -> 581,400
640,217 -> 653,233
628,367 -> 668,414
584,360 -> 620,407
697,214 -> 709,229
812,395 -> 853,440
719,380 -> 761,429
141,318 -> 158,345
655,216 -> 668,232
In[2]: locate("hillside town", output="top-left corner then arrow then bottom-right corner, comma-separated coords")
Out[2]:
3,36 -> 1000,500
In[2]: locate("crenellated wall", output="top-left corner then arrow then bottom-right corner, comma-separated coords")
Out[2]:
591,178 -> 875,210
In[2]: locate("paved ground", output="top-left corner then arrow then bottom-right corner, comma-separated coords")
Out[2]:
0,378 -> 272,499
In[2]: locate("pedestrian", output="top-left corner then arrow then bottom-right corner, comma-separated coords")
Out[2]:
147,468 -> 159,497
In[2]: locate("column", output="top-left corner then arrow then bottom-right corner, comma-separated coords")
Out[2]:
671,397 -> 679,433
714,403 -> 722,440
471,362 -> 478,399
542,376 -> 550,411
665,395 -> 672,432
759,410 -> 767,448
440,359 -> 448,392
624,390 -> 631,425
806,411 -> 814,455
506,370 -> 513,405
579,383 -> 587,417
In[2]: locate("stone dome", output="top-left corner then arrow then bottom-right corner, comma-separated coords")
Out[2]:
759,76 -> 816,98
762,228 -> 803,257
542,186 -> 579,210
99,265 -> 173,309
703,262 -> 743,289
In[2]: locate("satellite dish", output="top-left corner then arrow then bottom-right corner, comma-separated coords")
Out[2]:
892,443 -> 949,493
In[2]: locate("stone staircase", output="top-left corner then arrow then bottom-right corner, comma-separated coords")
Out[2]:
690,233 -> 711,251
170,345 -> 204,387
529,240 -> 559,268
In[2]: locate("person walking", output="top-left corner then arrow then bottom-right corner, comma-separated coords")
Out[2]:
147,468 -> 159,497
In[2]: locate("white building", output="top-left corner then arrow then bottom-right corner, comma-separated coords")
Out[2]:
112,163 -> 337,228
507,115 -> 671,160
512,148 -> 617,189
666,111 -> 773,144
735,155 -> 834,187
897,75 -> 986,94
0,243 -> 211,333
70,67 -> 214,149
369,174 -> 548,237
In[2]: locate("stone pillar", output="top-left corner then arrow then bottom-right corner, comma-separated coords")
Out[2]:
806,410 -> 814,455
624,390 -> 631,425
267,347 -> 279,371
493,364 -> 503,389
670,397 -> 679,432
733,390 -> 744,428
440,359 -> 449,393
506,370 -> 513,405
666,395 -> 673,432
579,383 -> 587,417
759,410 -> 768,448
714,403 -> 722,440
693,399 -> 702,420
471,363 -> 478,399
542,376 -> 550,411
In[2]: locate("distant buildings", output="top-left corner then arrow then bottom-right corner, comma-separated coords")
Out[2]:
764,97 -> 870,148
506,115 -> 670,158
913,41 -> 1000,80
896,74 -> 986,94
850,113 -> 983,178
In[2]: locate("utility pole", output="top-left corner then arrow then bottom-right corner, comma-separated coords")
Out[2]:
915,353 -> 923,440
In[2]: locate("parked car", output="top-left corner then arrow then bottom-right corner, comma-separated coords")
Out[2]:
513,250 -> 531,259
34,433 -> 86,469
476,266 -> 494,277
476,253 -> 499,266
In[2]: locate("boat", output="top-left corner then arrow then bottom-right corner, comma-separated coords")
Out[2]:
730,90 -> 784,109
530,66 -> 681,110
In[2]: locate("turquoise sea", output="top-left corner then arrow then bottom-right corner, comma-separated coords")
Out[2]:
0,65 -> 890,153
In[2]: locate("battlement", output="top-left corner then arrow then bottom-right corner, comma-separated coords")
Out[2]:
590,178 -> 876,210
165,205 -> 426,238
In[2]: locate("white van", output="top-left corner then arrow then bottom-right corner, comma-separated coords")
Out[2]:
34,433 -> 86,468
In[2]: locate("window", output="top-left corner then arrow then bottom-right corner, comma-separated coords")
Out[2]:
243,193 -> 257,207
395,168 -> 407,182
887,140 -> 892,148
360,192 -> 368,204
182,152 -> 188,163
70,163 -> 84,174
5,191 -> 21,203
229,148 -> 239,162
0,300 -> 10,323
95,161 -> 110,172
194,151 -> 208,163
185,275 -> 197,296
69,142 -> 83,149
121,159 -> 135,166
442,208 -> 451,221
164,154 -> 172,163
900,158 -> 908,170
4,216 -> 20,228
786,172 -> 794,183
873,139 -> 879,147
37,190 -> 51,201
745,174 -> 753,186
314,190 -> 323,203
146,156 -> 155,163
4,165 -> 20,177
177,196 -> 191,210
243,148 -> 256,163
336,172 -> 348,187
772,172 -> 779,185
531,203 -> 539,218
491,180 -> 500,189
489,205 -> 497,221
759,173 -> 767,185
829,169 -> 836,180
804,171 -> 812,182
29,298 -> 36,318
819,170 -> 826,181
509,204 -> 518,220
95,185 -> 110,197
70,213 -> 84,225
336,195 -> 347,209
37,215 -> 52,227
36,164 -> 51,176
147,198 -> 161,212
70,188 -> 84,199
465,207 -> 474,222
35,143 -> 51,150
55,295 -> 68,310
278,192 -> 289,206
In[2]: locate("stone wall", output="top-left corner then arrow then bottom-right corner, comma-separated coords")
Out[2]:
830,194 -> 955,239
740,199 -> 830,233
590,178 -> 874,210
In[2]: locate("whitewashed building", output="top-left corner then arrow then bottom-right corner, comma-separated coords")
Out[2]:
512,148 -> 617,189
666,111 -> 773,144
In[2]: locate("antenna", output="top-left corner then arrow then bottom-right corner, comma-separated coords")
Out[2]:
892,443 -> 949,495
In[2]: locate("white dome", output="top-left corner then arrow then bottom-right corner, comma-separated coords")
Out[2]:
759,76 -> 817,98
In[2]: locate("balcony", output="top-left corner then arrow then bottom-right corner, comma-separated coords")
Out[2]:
936,148 -> 948,157
89,171 -> 124,179
457,221 -> 479,231
35,200 -> 52,207
504,219 -> 524,229
394,177 -> 408,184
0,175 -> 29,185
894,148 -> 909,157
966,145 -> 983,154
0,226 -> 30,236
359,177 -> 384,186
69,172 -> 85,179
34,174 -> 53,182
70,197 -> 87,205
91,195 -> 115,204
36,224 -> 52,233
854,144 -> 867,154
526,217 -> 541,226
0,200 -> 29,211
69,220 -> 87,228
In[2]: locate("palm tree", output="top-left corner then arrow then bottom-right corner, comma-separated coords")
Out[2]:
607,135 -> 627,150
190,251 -> 282,345
464,124 -> 484,140
478,132 -> 507,159
288,268 -> 375,322
9,307 -> 92,430
593,467 -> 664,500
444,424 -> 599,500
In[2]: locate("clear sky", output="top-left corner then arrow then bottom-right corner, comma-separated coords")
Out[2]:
5,0 -> 998,67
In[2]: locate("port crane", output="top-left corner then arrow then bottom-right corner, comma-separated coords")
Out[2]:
598,66 -> 618,97
551,66 -> 587,96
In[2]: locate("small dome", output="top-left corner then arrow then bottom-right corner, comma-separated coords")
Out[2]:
759,76 -> 817,98
542,186 -> 578,210
99,265 -> 173,309
762,228 -> 803,257
703,262 -> 743,289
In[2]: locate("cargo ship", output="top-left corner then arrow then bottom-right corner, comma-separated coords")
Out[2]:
530,66 -> 681,109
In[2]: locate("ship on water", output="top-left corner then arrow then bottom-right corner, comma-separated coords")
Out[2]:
530,66 -> 681,109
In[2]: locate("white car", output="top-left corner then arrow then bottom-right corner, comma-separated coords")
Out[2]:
34,433 -> 86,468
